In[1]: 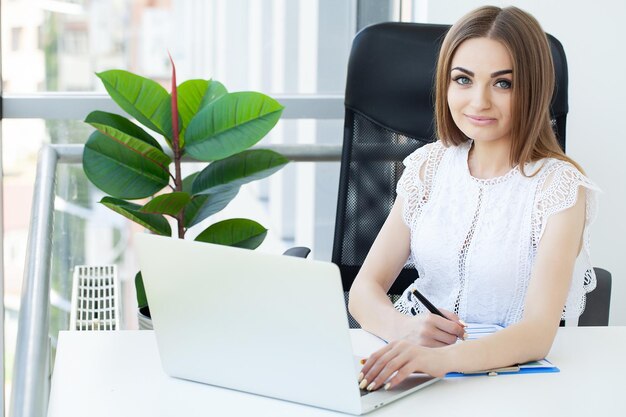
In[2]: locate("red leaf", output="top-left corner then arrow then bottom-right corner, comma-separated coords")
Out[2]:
168,51 -> 180,149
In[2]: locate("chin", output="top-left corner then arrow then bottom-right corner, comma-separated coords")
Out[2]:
459,128 -> 509,144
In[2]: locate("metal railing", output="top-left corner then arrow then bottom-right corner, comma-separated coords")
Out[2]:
1,94 -> 344,120
10,143 -> 342,417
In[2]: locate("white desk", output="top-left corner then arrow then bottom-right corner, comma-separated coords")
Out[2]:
48,327 -> 624,417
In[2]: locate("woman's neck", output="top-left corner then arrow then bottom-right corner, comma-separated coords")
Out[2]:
467,139 -> 514,179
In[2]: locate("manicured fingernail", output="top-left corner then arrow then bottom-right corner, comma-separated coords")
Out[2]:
384,382 -> 391,390
359,379 -> 368,390
360,358 -> 366,365
459,319 -> 467,327
463,332 -> 468,340
366,382 -> 376,391
358,372 -> 364,383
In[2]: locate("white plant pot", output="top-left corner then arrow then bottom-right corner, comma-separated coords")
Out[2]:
137,307 -> 153,330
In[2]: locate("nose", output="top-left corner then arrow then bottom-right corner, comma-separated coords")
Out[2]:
470,85 -> 491,110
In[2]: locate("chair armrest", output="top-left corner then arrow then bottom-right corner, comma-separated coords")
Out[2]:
282,246 -> 311,258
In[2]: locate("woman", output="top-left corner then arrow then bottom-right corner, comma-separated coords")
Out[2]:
349,5 -> 598,391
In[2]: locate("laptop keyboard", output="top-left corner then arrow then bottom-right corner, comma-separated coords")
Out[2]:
359,389 -> 372,397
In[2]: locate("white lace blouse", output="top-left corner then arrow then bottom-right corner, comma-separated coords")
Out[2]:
393,140 -> 599,327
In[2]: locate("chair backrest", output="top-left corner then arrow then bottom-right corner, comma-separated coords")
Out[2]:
332,22 -> 570,299
579,268 -> 611,326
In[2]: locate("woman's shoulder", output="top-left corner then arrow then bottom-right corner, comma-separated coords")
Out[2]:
527,157 -> 596,190
530,156 -> 600,224
402,140 -> 456,167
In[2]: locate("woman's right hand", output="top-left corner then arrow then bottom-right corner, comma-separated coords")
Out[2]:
393,309 -> 466,347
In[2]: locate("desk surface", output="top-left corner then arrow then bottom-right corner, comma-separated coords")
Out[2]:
48,327 -> 624,417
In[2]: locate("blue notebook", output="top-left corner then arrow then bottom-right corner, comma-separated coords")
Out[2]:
445,323 -> 560,377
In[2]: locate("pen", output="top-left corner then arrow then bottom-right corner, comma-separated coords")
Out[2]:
411,288 -> 447,319
462,365 -> 521,376
411,288 -> 467,334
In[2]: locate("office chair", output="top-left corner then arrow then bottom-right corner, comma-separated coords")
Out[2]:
332,22 -> 610,327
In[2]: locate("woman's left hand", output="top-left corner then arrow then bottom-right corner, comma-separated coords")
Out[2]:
358,339 -> 449,391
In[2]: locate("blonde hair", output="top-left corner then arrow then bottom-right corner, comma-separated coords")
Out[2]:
434,6 -> 583,175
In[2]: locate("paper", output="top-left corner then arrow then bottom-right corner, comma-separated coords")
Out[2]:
464,323 -> 504,340
447,323 -> 559,377
352,325 -> 559,377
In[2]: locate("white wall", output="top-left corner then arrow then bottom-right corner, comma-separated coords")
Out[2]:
418,0 -> 626,325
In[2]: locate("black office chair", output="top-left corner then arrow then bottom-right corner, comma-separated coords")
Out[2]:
579,267 -> 611,326
332,22 -> 611,327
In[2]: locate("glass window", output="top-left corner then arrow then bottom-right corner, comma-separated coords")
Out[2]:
1,0 -> 356,94
1,0 -> 360,406
10,27 -> 22,51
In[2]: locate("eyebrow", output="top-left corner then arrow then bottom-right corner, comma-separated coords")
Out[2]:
451,67 -> 513,78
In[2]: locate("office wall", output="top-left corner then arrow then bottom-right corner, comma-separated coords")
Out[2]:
418,0 -> 626,325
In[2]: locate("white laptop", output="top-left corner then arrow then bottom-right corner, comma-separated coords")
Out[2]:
135,233 -> 439,415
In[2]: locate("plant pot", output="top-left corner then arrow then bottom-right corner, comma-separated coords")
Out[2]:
137,306 -> 153,330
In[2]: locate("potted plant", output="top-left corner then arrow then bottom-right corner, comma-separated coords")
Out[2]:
82,57 -> 288,328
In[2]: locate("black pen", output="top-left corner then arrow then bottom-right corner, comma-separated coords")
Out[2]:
411,288 -> 447,319
411,288 -> 467,330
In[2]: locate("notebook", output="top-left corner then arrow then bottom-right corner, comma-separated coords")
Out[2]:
446,323 -> 560,377
353,323 -> 559,377
135,233 -> 439,415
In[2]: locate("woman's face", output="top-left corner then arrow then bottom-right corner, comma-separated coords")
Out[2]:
447,37 -> 513,146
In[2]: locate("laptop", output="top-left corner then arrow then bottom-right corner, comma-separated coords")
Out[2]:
135,233 -> 439,415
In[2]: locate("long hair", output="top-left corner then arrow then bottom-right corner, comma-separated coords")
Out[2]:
434,6 -> 583,175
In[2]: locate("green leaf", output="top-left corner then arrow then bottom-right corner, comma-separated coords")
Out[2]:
140,192 -> 191,216
177,80 -> 228,146
97,70 -> 173,140
185,188 -> 240,228
194,218 -> 267,249
85,110 -> 163,149
184,92 -> 284,161
135,271 -> 148,309
192,149 -> 288,195
86,115 -> 172,168
183,194 -> 209,226
182,171 -> 200,194
101,197 -> 171,236
199,80 -> 228,108
83,131 -> 170,199
181,172 -> 239,227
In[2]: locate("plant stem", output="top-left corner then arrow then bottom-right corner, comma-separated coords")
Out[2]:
173,147 -> 185,239
169,53 -> 185,239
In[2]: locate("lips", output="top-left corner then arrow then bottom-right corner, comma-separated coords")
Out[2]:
465,114 -> 496,126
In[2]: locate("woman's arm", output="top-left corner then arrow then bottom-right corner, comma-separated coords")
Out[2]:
349,197 -> 465,347
359,188 -> 586,390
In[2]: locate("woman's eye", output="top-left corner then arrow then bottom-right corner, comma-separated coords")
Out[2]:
453,76 -> 471,85
495,79 -> 512,89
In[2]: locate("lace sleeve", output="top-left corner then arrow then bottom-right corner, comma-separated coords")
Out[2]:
396,141 -> 445,227
533,161 -> 601,321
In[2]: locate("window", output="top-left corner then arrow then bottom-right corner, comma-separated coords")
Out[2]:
10,27 -> 22,51
2,0 -> 357,94
1,1 -> 407,410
